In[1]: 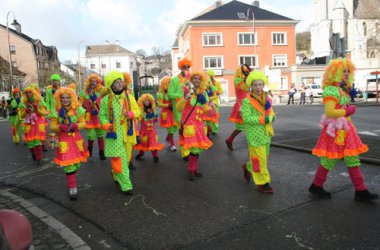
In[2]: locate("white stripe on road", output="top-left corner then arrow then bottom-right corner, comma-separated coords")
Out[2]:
357,131 -> 378,136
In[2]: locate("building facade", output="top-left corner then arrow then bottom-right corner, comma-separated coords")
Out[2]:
0,23 -> 60,88
171,0 -> 298,101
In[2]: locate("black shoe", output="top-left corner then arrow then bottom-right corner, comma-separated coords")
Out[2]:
194,171 -> 202,177
135,154 -> 143,160
129,162 -> 136,170
183,156 -> 189,161
87,146 -> 93,157
355,190 -> 379,202
308,183 -> 331,199
123,190 -> 133,196
32,153 -> 36,161
153,157 -> 159,162
188,172 -> 195,181
99,150 -> 107,160
225,140 -> 233,151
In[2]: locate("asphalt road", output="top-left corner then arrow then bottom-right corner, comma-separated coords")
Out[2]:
0,104 -> 379,249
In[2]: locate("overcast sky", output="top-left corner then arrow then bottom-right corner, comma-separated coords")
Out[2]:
0,0 -> 314,62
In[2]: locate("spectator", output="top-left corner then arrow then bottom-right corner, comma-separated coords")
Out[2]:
305,86 -> 314,104
287,83 -> 297,105
299,83 -> 307,105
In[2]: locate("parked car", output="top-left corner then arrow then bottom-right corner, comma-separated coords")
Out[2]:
310,84 -> 323,97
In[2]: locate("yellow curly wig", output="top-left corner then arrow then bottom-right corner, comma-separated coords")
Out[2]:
67,83 -> 76,91
53,87 -> 80,110
178,58 -> 192,70
234,66 -> 247,79
137,93 -> 156,112
85,74 -> 102,90
190,71 -> 207,94
158,76 -> 172,93
246,70 -> 268,87
123,72 -> 133,89
322,58 -> 355,89
22,85 -> 41,103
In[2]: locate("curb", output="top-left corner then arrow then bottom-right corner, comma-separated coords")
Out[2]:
271,142 -> 380,166
0,190 -> 90,250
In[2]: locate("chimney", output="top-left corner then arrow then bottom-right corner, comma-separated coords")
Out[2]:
252,0 -> 259,8
215,0 -> 222,7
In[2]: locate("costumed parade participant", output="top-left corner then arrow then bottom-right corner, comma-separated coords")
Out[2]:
122,72 -> 140,170
241,71 -> 276,194
49,87 -> 89,200
134,94 -> 164,162
207,70 -> 223,135
203,72 -> 220,139
176,71 -> 213,181
225,64 -> 251,151
99,70 -> 139,195
157,76 -> 177,151
309,58 -> 378,202
46,74 -> 62,114
79,74 -> 108,160
6,88 -> 23,144
19,85 -> 47,164
167,58 -> 191,160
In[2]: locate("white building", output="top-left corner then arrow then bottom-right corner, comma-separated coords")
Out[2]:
84,44 -> 138,78
310,0 -> 380,90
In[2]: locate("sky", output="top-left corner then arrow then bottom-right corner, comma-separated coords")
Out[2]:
0,0 -> 314,63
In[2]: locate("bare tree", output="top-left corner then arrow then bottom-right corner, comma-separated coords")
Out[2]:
136,49 -> 147,59
296,31 -> 311,52
151,46 -> 164,62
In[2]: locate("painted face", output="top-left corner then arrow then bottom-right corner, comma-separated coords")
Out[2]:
191,75 -> 202,89
251,80 -> 264,96
60,93 -> 71,107
26,91 -> 33,100
112,79 -> 124,92
143,100 -> 150,107
89,78 -> 97,89
181,66 -> 190,77
52,80 -> 60,88
343,68 -> 350,82
14,92 -> 21,99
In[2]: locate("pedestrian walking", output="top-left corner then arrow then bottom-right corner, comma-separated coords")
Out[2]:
134,94 -> 164,162
176,71 -> 213,181
79,74 -> 108,160
225,64 -> 251,151
49,87 -> 89,200
241,71 -> 276,193
287,83 -> 297,105
157,76 -> 178,152
6,88 -> 23,144
309,58 -> 378,202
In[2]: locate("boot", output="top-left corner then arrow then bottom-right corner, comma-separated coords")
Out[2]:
242,164 -> 251,183
308,183 -> 331,198
135,151 -> 144,160
99,150 -> 107,161
87,140 -> 94,157
29,148 -> 36,161
257,183 -> 273,194
87,146 -> 93,157
355,190 -> 379,202
66,172 -> 78,200
152,151 -> 159,162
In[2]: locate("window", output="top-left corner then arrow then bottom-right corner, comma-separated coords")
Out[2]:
90,63 -> 96,69
273,54 -> 287,67
36,47 -> 39,55
101,63 -> 106,69
363,22 -> 367,36
203,56 -> 223,69
239,55 -> 257,68
238,33 -> 256,45
116,61 -> 121,68
272,32 -> 287,45
202,33 -> 223,46
9,46 -> 16,54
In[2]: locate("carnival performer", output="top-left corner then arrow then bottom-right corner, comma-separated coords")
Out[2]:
309,58 -> 378,202
19,85 -> 47,164
167,58 -> 191,160
134,94 -> 164,162
176,71 -> 213,181
79,74 -> 108,160
6,88 -> 23,144
157,76 -> 177,151
207,70 -> 223,135
49,87 -> 89,200
203,73 -> 220,138
122,72 -> 140,170
225,64 -> 251,151
46,74 -> 62,114
241,71 -> 276,193
99,70 -> 140,195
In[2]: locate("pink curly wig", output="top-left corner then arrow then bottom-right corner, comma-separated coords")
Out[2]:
53,87 -> 80,111
322,58 -> 355,89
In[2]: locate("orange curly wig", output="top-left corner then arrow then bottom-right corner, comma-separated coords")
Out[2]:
137,93 -> 156,112
123,72 -> 133,89
190,71 -> 207,94
53,87 -> 80,111
158,76 -> 172,93
322,58 -> 355,89
85,74 -> 102,90
178,58 -> 192,70
22,85 -> 41,103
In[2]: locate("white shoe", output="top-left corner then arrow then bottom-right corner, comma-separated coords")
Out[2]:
169,146 -> 177,152
69,187 -> 78,200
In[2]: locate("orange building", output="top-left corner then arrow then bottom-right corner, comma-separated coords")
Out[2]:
171,0 -> 299,101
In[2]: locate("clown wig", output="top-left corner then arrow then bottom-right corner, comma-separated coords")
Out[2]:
158,76 -> 172,93
12,88 -> 20,95
322,58 -> 355,89
234,64 -> 251,80
123,72 -> 133,89
53,87 -> 80,111
137,93 -> 156,112
178,58 -> 192,70
246,70 -> 268,88
190,71 -> 207,94
22,85 -> 41,103
85,74 -> 102,90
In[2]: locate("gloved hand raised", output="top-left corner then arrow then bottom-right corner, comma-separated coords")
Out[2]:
343,105 -> 356,117
196,93 -> 206,105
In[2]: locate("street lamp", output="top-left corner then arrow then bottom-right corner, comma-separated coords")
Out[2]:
6,11 -> 20,95
78,40 -> 87,92
238,8 -> 256,67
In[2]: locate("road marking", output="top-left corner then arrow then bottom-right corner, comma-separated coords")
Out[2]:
357,131 -> 378,136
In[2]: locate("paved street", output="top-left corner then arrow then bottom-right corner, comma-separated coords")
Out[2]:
0,103 -> 379,249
